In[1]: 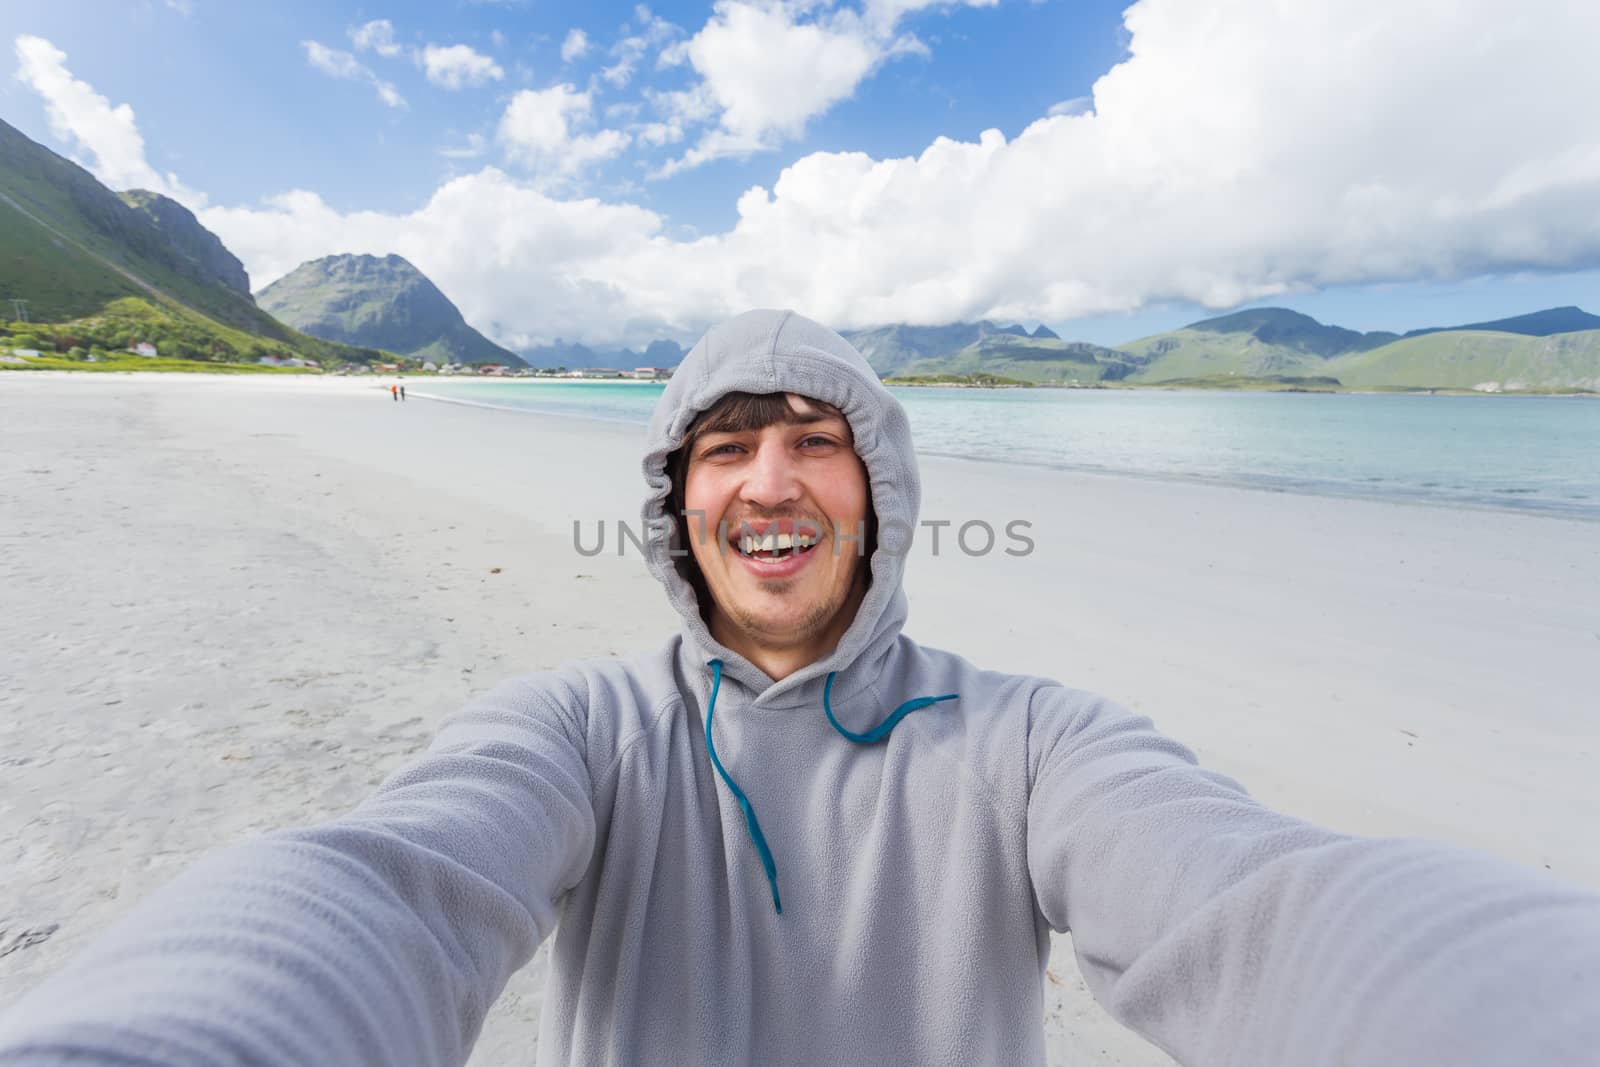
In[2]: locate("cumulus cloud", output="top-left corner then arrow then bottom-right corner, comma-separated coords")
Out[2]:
420,43 -> 505,90
561,28 -> 590,62
661,0 -> 993,171
350,19 -> 403,58
496,85 -> 630,181
301,40 -> 405,108
12,35 -> 200,204
303,40 -> 364,79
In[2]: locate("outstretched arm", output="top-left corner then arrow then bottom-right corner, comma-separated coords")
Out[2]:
1025,686 -> 1600,1067
0,675 -> 597,1067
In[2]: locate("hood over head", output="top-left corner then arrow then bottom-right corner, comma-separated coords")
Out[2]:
642,309 -> 920,703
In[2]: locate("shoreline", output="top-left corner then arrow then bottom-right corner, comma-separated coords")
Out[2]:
8,372 -> 1597,521
8,365 -> 1598,398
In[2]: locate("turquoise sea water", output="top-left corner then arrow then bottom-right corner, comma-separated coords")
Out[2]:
418,381 -> 1600,520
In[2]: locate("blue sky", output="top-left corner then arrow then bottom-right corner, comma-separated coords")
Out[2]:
4,0 -> 1599,348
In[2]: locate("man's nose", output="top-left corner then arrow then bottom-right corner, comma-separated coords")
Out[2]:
741,438 -> 801,507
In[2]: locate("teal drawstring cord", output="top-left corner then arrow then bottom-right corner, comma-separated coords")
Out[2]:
703,658 -> 958,916
822,671 -> 958,745
705,658 -> 783,914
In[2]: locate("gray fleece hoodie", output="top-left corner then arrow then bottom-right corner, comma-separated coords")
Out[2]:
2,309 -> 1598,1066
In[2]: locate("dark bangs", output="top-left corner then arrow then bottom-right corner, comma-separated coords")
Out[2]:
689,392 -> 842,439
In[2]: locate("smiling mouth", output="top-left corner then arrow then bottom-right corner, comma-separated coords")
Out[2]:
734,530 -> 821,561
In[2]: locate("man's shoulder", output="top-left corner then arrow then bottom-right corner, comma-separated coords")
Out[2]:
487,635 -> 685,710
453,636 -> 687,771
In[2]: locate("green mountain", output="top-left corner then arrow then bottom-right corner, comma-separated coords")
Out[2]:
843,320 -> 1092,377
258,254 -> 526,367
892,332 -> 1138,384
1121,306 -> 1600,389
0,116 -> 384,367
1116,308 -> 1395,381
1402,306 -> 1600,340
1326,329 -> 1600,391
118,189 -> 250,298
519,337 -> 684,371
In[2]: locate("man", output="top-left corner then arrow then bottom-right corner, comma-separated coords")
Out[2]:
1,309 -> 1597,1066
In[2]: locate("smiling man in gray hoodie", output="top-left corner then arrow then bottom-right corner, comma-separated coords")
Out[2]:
2,309 -> 1598,1066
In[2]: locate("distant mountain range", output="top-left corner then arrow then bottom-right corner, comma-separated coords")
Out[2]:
845,306 -> 1600,391
519,337 -> 685,371
259,254 -> 527,368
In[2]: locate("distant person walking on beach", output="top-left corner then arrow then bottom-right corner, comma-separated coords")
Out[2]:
400,384 -> 406,402
390,383 -> 398,402
4,309 -> 1598,1067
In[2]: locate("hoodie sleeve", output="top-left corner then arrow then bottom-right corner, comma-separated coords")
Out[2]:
1024,685 -> 1600,1067
0,675 -> 598,1067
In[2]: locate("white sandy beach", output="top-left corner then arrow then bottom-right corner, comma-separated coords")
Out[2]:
2,373 -> 1597,1065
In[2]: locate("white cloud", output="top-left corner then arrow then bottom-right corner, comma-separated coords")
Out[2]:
496,85 -> 630,181
12,35 -> 200,204
301,40 -> 406,108
561,28 -> 590,62
350,19 -> 403,58
420,44 -> 505,90
302,40 -> 364,80
662,0 -> 990,171
374,81 -> 405,109
637,85 -> 718,156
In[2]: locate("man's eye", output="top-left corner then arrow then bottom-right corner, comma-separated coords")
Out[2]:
703,442 -> 743,457
799,435 -> 837,449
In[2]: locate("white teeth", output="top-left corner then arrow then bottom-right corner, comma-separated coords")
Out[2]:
737,530 -> 819,555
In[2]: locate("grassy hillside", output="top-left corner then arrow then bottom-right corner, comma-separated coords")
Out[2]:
1,297 -> 389,368
894,334 -> 1135,384
0,197 -> 149,321
1327,329 -> 1600,390
1121,332 -> 1329,381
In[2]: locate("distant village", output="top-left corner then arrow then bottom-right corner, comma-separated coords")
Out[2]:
0,333 -> 678,379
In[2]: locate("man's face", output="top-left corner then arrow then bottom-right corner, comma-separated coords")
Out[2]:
682,395 -> 870,660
